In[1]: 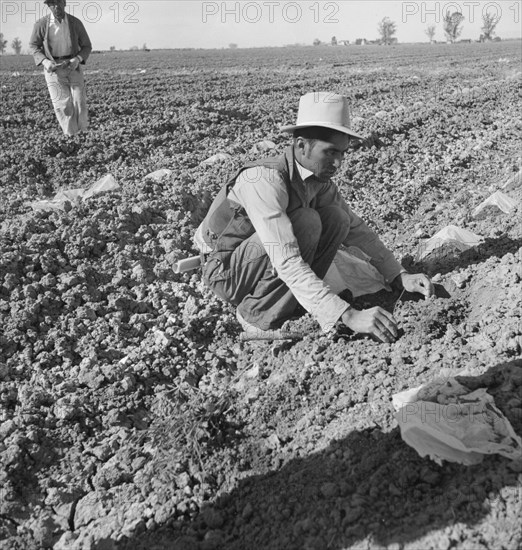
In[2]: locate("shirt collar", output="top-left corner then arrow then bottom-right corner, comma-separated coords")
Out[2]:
50,12 -> 67,24
295,160 -> 315,182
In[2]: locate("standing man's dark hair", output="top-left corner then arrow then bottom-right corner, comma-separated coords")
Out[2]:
29,0 -> 92,136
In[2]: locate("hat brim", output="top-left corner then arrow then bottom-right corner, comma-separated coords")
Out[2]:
280,122 -> 364,140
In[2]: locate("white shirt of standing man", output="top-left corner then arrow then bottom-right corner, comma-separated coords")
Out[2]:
42,0 -> 82,73
48,12 -> 72,58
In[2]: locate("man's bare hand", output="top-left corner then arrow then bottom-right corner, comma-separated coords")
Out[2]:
42,59 -> 57,73
400,272 -> 434,298
68,57 -> 80,71
341,306 -> 399,343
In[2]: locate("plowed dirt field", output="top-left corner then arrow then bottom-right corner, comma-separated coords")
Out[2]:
1,42 -> 521,549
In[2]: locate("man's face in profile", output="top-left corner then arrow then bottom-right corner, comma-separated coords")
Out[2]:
298,132 -> 350,182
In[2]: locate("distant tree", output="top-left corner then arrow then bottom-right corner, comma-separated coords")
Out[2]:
0,33 -> 7,54
109,46 -> 116,52
130,45 -> 139,51
481,11 -> 500,41
425,25 -> 436,43
331,36 -> 337,46
313,38 -> 321,46
11,37 -> 22,55
377,17 -> 397,45
443,11 -> 464,43
228,43 -> 238,49
142,43 -> 147,50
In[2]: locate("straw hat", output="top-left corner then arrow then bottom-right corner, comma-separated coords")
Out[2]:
281,92 -> 363,139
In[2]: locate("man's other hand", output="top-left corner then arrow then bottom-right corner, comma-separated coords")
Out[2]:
68,56 -> 80,70
42,59 -> 57,73
341,306 -> 398,344
400,272 -> 434,298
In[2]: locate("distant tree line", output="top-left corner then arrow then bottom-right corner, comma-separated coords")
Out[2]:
0,11 -> 504,55
438,9 -> 500,43
313,9 -> 502,46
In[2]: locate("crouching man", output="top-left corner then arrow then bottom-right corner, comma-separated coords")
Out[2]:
195,92 -> 433,342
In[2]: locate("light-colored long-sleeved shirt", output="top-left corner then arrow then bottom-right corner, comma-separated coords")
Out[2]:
48,13 -> 72,57
195,159 -> 404,331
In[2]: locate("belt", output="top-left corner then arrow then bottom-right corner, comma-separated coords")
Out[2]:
53,56 -> 73,61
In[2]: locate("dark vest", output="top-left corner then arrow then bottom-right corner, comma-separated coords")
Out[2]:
200,146 -> 314,259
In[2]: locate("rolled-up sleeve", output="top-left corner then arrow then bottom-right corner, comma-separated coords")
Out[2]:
230,167 -> 350,332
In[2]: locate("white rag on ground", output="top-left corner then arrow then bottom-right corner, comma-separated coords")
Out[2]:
502,169 -> 521,191
30,174 -> 119,212
145,169 -> 173,182
393,378 -> 522,466
200,153 -> 232,166
472,190 -> 518,219
416,225 -> 484,262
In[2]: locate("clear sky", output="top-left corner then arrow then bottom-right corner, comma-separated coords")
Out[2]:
1,0 -> 521,52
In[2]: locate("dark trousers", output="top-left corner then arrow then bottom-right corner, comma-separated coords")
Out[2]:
204,206 -> 350,330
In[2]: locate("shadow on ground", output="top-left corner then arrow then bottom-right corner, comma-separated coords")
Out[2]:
114,360 -> 522,550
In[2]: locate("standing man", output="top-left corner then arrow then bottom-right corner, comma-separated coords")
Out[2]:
196,92 -> 433,342
29,0 -> 92,136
